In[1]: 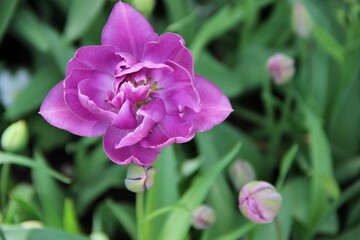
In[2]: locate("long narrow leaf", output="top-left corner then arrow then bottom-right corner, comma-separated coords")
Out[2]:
159,143 -> 241,240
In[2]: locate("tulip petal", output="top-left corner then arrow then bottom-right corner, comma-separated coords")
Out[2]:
154,61 -> 200,113
39,81 -> 108,137
141,114 -> 194,148
103,125 -> 160,165
66,45 -> 120,76
101,1 -> 157,60
116,98 -> 166,148
112,100 -> 137,129
64,69 -> 113,121
143,33 -> 194,75
183,75 -> 233,132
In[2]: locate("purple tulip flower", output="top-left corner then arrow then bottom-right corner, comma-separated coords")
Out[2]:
39,1 -> 232,166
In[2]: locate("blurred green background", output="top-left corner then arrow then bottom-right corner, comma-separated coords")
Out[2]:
0,0 -> 360,239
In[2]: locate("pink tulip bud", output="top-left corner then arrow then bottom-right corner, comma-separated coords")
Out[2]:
239,181 -> 282,224
191,205 -> 216,230
124,163 -> 156,193
229,160 -> 256,191
267,53 -> 295,85
292,2 -> 313,38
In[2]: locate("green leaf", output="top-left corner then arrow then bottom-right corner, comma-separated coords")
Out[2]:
302,102 -> 339,228
11,8 -> 50,52
28,228 -> 88,240
63,0 -> 107,42
217,222 -> 257,240
31,152 -> 65,228
0,152 -> 70,184
313,25 -> 344,64
63,198 -> 81,234
190,4 -> 244,60
0,0 -> 19,42
106,200 -> 136,239
73,165 -> 126,215
276,145 -> 299,190
145,145 -> 179,240
158,143 -> 241,240
195,52 -> 243,98
196,132 -> 237,236
5,65 -> 61,120
0,226 -> 31,240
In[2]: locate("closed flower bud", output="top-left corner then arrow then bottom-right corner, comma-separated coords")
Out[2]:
1,120 -> 29,152
129,0 -> 155,17
191,205 -> 216,230
21,220 -> 43,229
267,53 -> 295,85
124,163 -> 156,193
90,232 -> 110,240
229,159 -> 256,191
239,181 -> 282,224
292,2 -> 313,38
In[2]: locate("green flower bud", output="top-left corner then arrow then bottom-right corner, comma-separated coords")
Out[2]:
191,205 -> 216,230
229,159 -> 256,191
90,232 -> 110,240
125,163 -> 156,193
129,0 -> 155,17
1,120 -> 29,152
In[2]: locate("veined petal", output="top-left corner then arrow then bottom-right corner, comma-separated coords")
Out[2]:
78,79 -> 117,121
141,114 -> 194,148
183,75 -> 233,132
112,99 -> 137,129
39,81 -> 108,137
115,99 -> 166,148
142,32 -> 194,76
66,45 -> 120,76
103,125 -> 160,165
101,1 -> 157,60
154,61 -> 200,113
64,69 -> 113,121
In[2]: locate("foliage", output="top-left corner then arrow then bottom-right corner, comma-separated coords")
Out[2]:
1,0 -> 360,239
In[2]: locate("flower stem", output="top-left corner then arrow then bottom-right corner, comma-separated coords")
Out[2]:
275,217 -> 284,240
0,163 -> 10,211
136,191 -> 145,240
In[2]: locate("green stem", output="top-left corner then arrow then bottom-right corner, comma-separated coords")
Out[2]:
262,77 -> 275,131
275,217 -> 284,240
136,192 -> 145,240
268,87 -> 293,163
0,164 -> 10,212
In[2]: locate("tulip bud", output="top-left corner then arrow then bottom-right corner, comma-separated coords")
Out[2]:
267,53 -> 295,85
21,220 -> 43,229
191,205 -> 216,230
292,2 -> 313,38
239,181 -> 282,224
129,0 -> 155,17
90,232 -> 110,240
125,163 -> 156,193
229,160 -> 256,191
1,120 -> 29,152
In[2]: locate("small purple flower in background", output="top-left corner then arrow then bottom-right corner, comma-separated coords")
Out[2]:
191,205 -> 216,230
267,53 -> 295,85
292,2 -> 313,38
39,1 -> 232,166
239,181 -> 282,224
